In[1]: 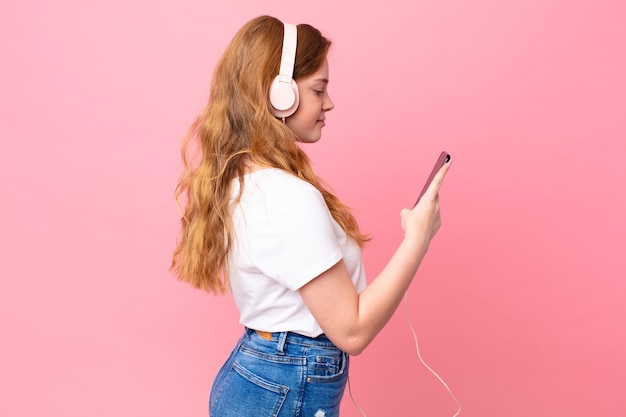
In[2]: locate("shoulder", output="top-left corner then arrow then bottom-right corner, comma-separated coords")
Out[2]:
245,168 -> 324,207
235,168 -> 334,231
249,168 -> 317,191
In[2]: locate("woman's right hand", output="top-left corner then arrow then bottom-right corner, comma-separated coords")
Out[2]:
400,160 -> 452,247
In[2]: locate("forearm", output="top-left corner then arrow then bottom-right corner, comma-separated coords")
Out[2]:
361,237 -> 428,323
351,235 -> 430,351
300,234 -> 434,355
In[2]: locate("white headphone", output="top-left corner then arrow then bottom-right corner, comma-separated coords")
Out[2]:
269,23 -> 299,118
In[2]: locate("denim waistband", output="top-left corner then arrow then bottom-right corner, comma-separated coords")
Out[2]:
244,327 -> 337,354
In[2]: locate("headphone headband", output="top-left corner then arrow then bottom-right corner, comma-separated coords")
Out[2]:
269,22 -> 300,118
278,23 -> 297,83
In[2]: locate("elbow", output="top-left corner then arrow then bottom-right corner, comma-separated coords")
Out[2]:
336,335 -> 369,356
344,345 -> 366,356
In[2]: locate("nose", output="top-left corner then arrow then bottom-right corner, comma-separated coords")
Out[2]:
323,94 -> 334,112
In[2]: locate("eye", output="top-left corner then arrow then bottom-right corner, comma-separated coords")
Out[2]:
313,89 -> 325,96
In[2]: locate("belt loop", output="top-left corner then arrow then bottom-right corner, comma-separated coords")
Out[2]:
277,331 -> 288,354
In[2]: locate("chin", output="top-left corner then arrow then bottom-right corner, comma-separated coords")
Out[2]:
301,136 -> 321,144
296,133 -> 322,144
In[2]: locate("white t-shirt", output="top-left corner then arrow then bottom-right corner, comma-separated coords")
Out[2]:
229,168 -> 367,337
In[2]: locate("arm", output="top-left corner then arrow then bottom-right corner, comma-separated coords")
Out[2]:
299,161 -> 451,356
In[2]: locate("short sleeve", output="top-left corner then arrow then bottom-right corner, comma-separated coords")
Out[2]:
238,172 -> 343,291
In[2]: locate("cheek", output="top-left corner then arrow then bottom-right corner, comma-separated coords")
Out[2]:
288,111 -> 312,128
285,114 -> 301,130
303,106 -> 320,123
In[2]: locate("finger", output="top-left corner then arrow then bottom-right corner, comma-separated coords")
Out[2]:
422,160 -> 451,201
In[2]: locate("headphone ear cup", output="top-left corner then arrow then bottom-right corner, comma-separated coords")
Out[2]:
269,76 -> 299,118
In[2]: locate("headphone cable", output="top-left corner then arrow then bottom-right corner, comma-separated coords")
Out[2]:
403,291 -> 462,416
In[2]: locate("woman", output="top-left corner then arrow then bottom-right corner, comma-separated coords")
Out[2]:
171,15 -> 451,417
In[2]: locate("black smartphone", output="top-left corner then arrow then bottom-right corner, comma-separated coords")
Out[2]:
414,151 -> 451,207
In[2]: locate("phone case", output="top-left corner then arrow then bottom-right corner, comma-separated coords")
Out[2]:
414,151 -> 450,207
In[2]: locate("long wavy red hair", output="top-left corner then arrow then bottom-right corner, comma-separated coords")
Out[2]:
171,15 -> 369,294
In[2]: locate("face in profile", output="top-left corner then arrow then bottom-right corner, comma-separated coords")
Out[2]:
286,59 -> 334,143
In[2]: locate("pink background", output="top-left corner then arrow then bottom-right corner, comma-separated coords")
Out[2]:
2,0 -> 625,416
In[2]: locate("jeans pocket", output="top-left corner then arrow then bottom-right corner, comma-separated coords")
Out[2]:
209,360 -> 289,417
307,350 -> 348,382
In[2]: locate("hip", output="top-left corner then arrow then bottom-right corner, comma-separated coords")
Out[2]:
209,328 -> 349,417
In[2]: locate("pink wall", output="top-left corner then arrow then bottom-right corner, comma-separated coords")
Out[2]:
1,0 -> 624,416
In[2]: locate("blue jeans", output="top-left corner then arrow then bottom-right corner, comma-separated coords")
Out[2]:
209,328 -> 349,417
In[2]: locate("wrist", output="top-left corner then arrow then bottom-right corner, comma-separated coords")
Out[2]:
400,233 -> 430,258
